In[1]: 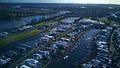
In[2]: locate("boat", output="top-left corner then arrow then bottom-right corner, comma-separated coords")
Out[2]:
63,55 -> 69,60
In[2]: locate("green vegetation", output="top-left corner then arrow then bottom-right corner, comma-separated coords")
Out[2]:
0,21 -> 49,46
34,21 -> 49,28
0,9 -> 55,20
0,21 -> 50,46
97,17 -> 116,26
0,29 -> 42,47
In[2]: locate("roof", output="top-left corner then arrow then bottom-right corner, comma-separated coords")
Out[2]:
20,65 -> 31,68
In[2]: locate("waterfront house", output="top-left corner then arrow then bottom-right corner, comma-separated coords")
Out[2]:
20,65 -> 31,68
22,59 -> 39,67
0,32 -> 8,38
5,50 -> 17,58
60,38 -> 71,42
40,36 -> 50,43
49,43 -> 58,53
22,25 -> 33,30
18,47 -> 27,53
0,55 -> 11,65
54,40 -> 69,49
37,50 -> 50,58
82,63 -> 92,68
45,35 -> 54,39
32,53 -> 43,60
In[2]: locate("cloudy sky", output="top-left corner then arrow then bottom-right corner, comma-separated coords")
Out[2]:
0,0 -> 120,4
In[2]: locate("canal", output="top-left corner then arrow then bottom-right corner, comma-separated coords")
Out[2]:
46,29 -> 100,68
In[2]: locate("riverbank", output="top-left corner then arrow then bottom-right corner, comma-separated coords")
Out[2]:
0,15 -> 65,47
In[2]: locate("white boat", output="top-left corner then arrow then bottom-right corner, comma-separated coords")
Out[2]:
63,55 -> 69,60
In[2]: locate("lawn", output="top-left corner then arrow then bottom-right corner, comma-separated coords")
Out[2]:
0,29 -> 42,47
97,17 -> 116,26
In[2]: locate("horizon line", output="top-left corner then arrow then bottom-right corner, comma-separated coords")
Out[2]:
0,2 -> 120,5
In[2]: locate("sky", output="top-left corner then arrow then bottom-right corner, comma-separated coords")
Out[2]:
0,0 -> 120,4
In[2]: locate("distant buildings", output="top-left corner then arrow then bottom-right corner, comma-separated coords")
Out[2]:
82,27 -> 112,68
0,32 -> 8,39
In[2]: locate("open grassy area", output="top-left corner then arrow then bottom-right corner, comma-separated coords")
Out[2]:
0,29 -> 42,47
0,21 -> 50,47
97,17 -> 116,26
34,21 -> 50,28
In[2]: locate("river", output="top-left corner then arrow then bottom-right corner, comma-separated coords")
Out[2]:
0,11 -> 68,32
46,29 -> 100,68
0,15 -> 43,31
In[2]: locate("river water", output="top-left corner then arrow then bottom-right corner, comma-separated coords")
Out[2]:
0,15 -> 43,31
47,29 -> 100,68
0,11 -> 69,32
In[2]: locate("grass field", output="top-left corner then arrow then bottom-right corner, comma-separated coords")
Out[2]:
0,29 -> 42,47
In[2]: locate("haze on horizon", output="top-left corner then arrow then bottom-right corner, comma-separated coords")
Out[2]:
0,0 -> 120,4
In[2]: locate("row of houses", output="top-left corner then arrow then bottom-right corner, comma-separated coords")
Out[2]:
0,17 -> 80,67
38,21 -> 58,30
0,55 -> 11,65
117,30 -> 120,48
0,19 -> 63,66
19,17 -> 82,68
0,32 -> 8,39
82,27 -> 112,68
19,35 -> 71,68
11,25 -> 33,33
61,17 -> 79,24
20,49 -> 51,68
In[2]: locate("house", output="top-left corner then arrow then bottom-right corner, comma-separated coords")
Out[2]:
40,37 -> 50,43
5,50 -> 17,58
57,28 -> 66,32
61,17 -> 79,25
20,65 -> 31,68
67,31 -> 78,38
96,57 -> 110,66
117,36 -> 120,48
45,35 -> 54,39
22,59 -> 39,67
54,40 -> 69,49
11,28 -> 19,33
32,53 -> 43,60
37,50 -> 50,58
81,25 -> 88,29
18,47 -> 27,53
49,44 -> 58,53
21,43 -> 33,50
0,55 -> 11,65
96,35 -> 108,45
92,59 -> 103,68
50,44 -> 58,50
60,38 -> 71,42
98,30 -> 109,37
18,25 -> 33,31
82,63 -> 92,68
0,32 -> 8,38
22,25 -> 33,30
45,21 -> 58,28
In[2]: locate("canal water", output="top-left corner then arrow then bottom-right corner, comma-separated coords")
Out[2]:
46,29 -> 100,68
0,15 -> 42,31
